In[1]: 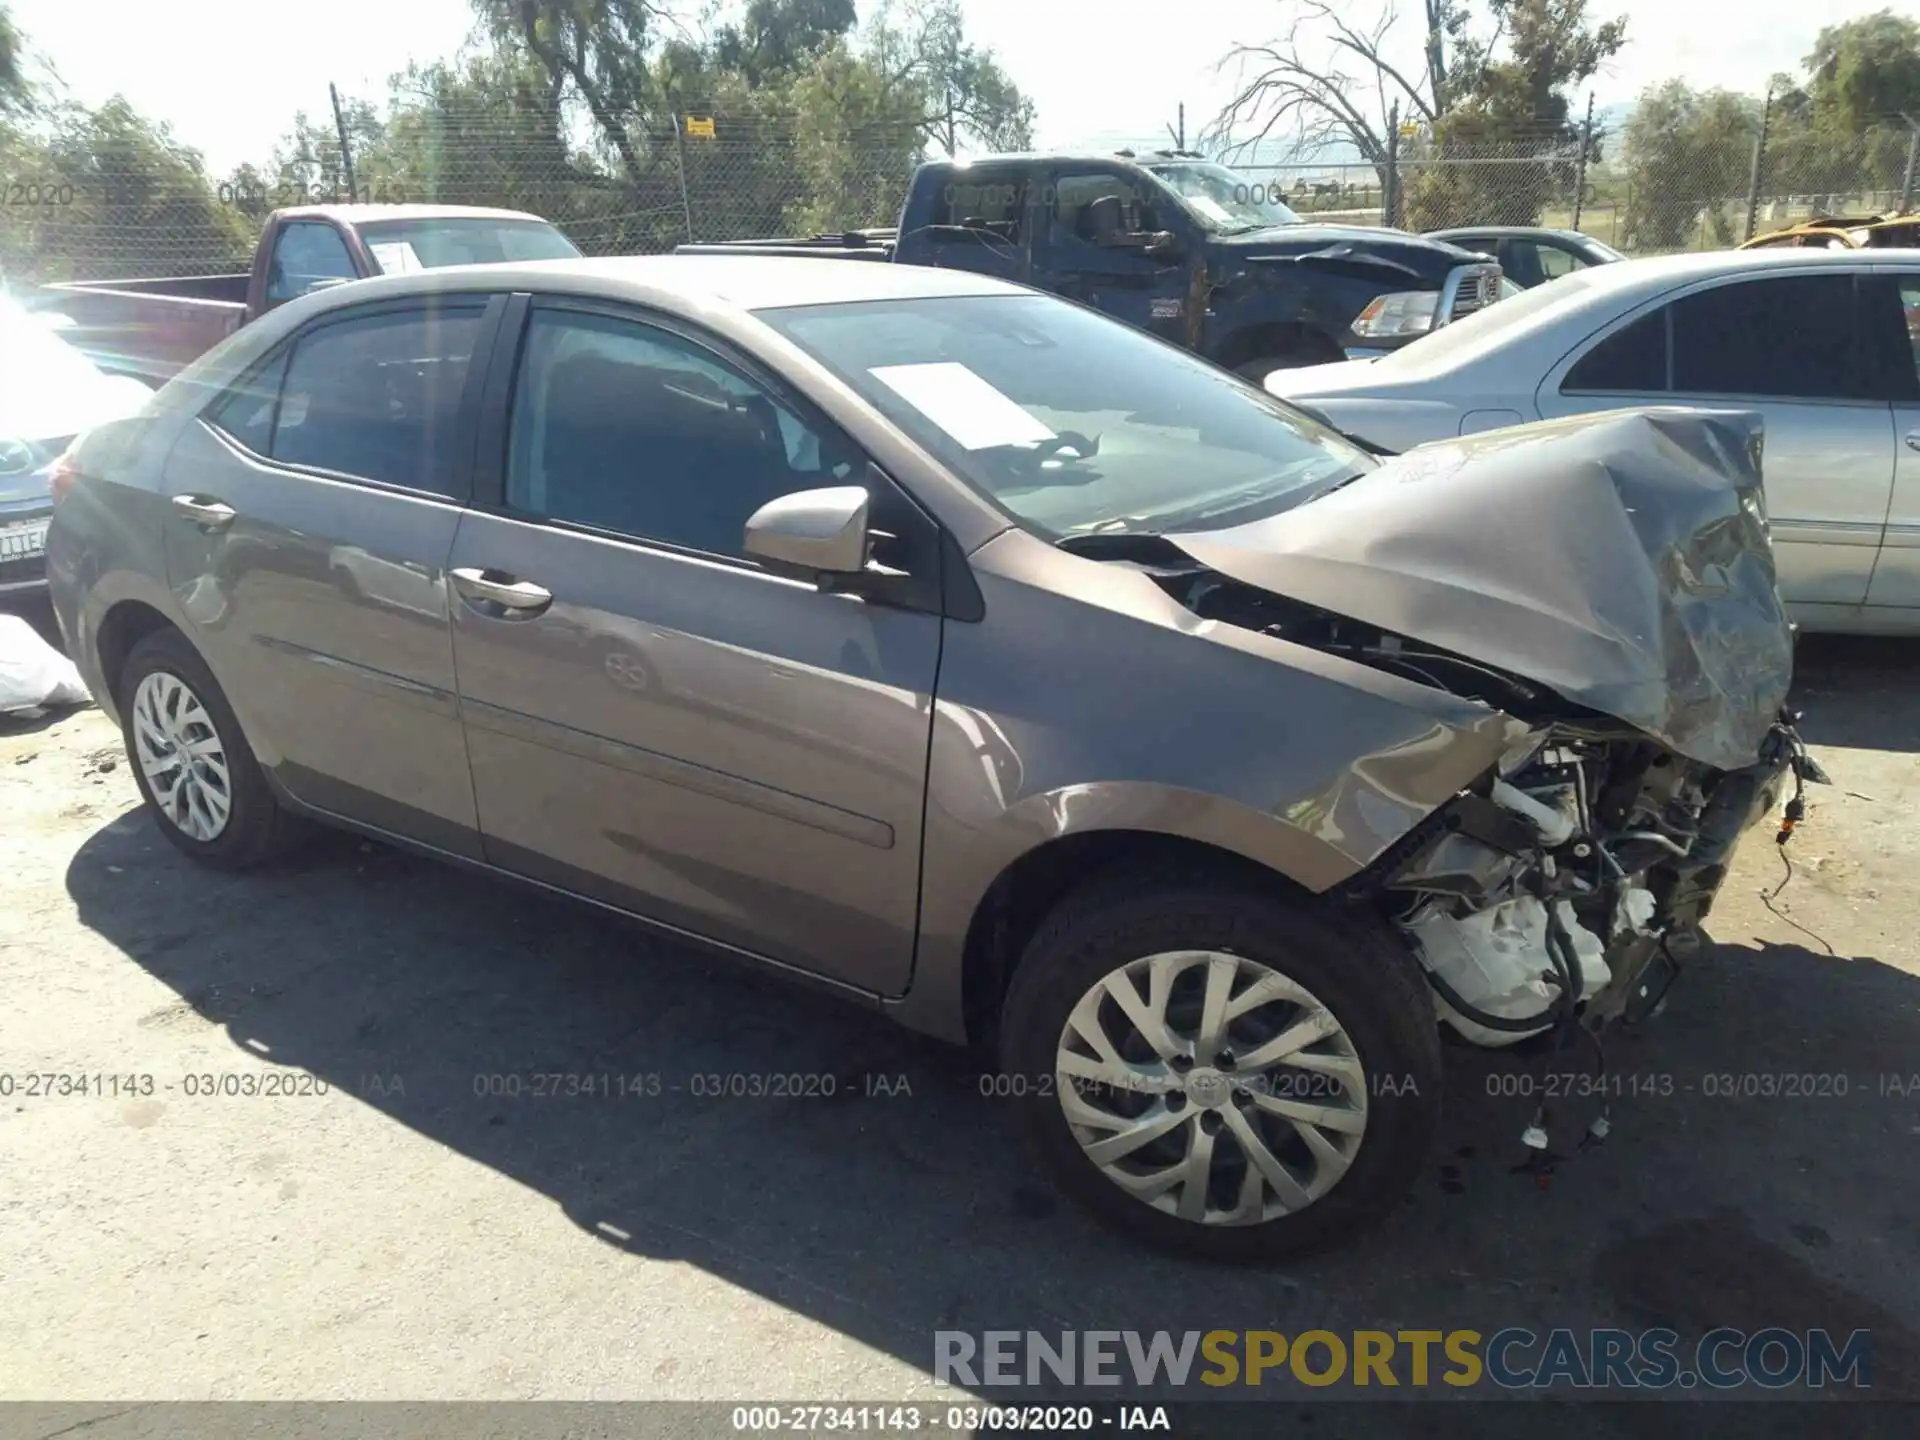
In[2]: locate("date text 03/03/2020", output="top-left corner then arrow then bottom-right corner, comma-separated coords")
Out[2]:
730,1405 -> 1169,1433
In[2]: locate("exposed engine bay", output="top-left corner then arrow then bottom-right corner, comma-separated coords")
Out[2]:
1171,569 -> 1823,1050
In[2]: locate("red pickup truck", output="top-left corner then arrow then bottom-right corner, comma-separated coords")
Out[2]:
36,204 -> 581,385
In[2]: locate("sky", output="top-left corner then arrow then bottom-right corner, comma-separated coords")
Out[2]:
10,0 -> 1913,173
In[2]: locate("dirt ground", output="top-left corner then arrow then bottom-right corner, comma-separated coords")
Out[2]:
3,597 -> 1919,1413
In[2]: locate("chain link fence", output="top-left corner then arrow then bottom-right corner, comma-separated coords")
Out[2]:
1226,117 -> 1920,250
3,92 -> 1917,288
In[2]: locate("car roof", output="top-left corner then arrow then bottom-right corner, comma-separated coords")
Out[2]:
1425,225 -> 1594,242
1555,245 -> 1916,292
274,203 -> 557,225
286,253 -> 1032,316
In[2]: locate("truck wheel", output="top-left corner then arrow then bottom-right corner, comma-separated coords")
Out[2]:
118,627 -> 300,870
998,868 -> 1442,1261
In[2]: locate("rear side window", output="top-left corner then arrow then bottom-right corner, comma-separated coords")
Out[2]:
1564,309 -> 1669,393
1669,275 -> 1866,400
206,348 -> 291,453
934,171 -> 1027,244
268,305 -> 484,496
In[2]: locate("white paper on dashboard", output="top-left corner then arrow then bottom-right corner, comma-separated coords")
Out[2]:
368,241 -> 424,275
1187,195 -> 1235,225
868,362 -> 1056,451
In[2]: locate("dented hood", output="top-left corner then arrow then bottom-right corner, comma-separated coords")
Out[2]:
1176,408 -> 1793,771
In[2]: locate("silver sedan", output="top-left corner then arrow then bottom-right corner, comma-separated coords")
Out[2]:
1265,248 -> 1920,634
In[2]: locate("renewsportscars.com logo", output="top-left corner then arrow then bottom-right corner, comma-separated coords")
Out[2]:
934,1328 -> 1873,1391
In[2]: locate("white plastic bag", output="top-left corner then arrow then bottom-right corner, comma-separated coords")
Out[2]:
0,613 -> 91,714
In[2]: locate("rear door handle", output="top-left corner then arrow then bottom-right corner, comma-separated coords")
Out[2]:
171,494 -> 236,531
451,567 -> 553,615
1905,431 -> 1920,453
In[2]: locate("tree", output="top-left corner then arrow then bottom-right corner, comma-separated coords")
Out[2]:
781,40 -> 923,232
0,3 -> 28,116
1618,81 -> 1758,249
714,0 -> 856,87
1211,0 -> 1622,223
1806,10 -> 1920,129
864,0 -> 1034,155
2,97 -> 252,282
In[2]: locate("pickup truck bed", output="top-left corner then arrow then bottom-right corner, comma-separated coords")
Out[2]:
43,277 -> 249,385
36,204 -> 582,385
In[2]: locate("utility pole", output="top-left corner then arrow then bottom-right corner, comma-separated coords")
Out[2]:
673,114 -> 695,244
328,83 -> 358,203
1385,101 -> 1401,227
1744,84 -> 1773,243
1165,103 -> 1187,153
1572,91 -> 1594,231
1901,114 -> 1918,213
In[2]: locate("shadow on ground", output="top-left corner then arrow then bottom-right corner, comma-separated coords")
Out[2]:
53,640 -> 1920,1426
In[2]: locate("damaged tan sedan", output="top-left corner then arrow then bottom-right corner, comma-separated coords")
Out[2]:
46,257 -> 1813,1259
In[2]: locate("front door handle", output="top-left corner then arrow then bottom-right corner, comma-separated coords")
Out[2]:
451,566 -> 553,615
171,494 -> 236,531
1905,430 -> 1920,453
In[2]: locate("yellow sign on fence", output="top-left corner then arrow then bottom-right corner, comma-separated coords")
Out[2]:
683,116 -> 716,139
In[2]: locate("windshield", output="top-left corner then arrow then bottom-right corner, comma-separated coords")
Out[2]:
356,218 -> 581,271
758,293 -> 1371,540
1145,162 -> 1302,233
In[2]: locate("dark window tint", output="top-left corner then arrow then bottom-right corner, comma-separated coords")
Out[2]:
1670,275 -> 1865,400
269,306 -> 483,495
206,347 -> 292,453
506,309 -> 860,557
933,170 -> 1027,243
1564,309 -> 1669,393
1870,274 -> 1920,402
266,222 -> 358,305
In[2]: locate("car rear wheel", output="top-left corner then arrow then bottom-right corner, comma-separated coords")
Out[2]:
999,869 -> 1442,1261
119,628 -> 298,869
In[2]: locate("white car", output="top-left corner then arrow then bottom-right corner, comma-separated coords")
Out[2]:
1264,248 -> 1920,635
1,295 -> 153,597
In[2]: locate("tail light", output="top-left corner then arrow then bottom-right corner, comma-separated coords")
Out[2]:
48,446 -> 82,507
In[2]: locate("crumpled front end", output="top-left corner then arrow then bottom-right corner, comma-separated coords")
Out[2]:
1159,408 -> 1810,1049
1178,407 -> 1792,773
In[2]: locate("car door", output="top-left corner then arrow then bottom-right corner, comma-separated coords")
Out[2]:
1033,167 -> 1191,346
1538,269 -> 1894,611
1865,265 -> 1920,617
445,298 -> 943,995
162,294 -> 504,856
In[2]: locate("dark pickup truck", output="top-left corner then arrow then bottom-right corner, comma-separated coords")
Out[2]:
680,152 -> 1505,376
36,204 -> 580,385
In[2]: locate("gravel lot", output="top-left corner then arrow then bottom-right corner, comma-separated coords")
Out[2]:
3,597 -> 1919,1413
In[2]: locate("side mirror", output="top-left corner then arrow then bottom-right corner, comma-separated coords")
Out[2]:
1144,230 -> 1183,260
743,485 -> 871,580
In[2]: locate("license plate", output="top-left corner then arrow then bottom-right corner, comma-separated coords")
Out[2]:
1,519 -> 49,559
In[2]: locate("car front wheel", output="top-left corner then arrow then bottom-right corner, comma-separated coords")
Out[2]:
999,870 -> 1442,1261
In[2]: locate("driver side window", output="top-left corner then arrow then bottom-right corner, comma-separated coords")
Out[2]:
267,222 -> 357,306
1049,172 -> 1161,250
505,307 -> 858,560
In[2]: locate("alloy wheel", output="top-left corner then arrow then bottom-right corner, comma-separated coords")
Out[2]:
1053,950 -> 1369,1225
131,670 -> 234,842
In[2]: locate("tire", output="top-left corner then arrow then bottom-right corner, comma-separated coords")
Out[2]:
117,627 -> 298,869
999,868 -> 1442,1262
